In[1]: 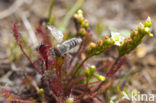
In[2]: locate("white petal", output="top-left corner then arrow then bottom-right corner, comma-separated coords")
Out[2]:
111,32 -> 120,36
115,41 -> 121,46
119,36 -> 125,42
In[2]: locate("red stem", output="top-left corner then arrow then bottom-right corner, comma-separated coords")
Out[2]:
106,57 -> 126,77
72,81 -> 101,89
12,23 -> 42,75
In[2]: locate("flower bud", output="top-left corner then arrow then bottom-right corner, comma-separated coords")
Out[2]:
131,30 -> 138,36
84,68 -> 90,77
97,40 -> 103,46
73,13 -> 84,23
89,42 -> 97,48
138,23 -> 144,32
81,19 -> 89,29
144,17 -> 152,27
86,42 -> 96,52
39,88 -> 44,94
130,30 -> 138,40
73,14 -> 78,19
90,65 -> 96,75
79,28 -> 86,36
77,16 -> 84,23
66,97 -> 74,103
95,74 -> 106,81
104,36 -> 109,40
124,37 -> 132,43
149,33 -> 154,37
77,9 -> 83,15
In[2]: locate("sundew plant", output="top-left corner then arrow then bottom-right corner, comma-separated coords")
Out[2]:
2,2 -> 153,103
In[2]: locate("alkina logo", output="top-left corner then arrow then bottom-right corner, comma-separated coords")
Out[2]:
122,90 -> 155,102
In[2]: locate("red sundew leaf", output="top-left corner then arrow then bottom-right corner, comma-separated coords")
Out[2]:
100,78 -> 114,93
106,57 -> 126,77
36,25 -> 52,47
12,23 -> 42,74
12,23 -> 21,44
55,57 -> 64,76
49,78 -> 62,95
12,23 -> 18,37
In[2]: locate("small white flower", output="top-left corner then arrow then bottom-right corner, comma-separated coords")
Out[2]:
147,16 -> 151,22
145,27 -> 150,33
111,32 -> 125,46
77,9 -> 83,15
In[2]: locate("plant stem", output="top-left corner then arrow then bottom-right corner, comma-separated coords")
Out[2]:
73,81 -> 100,89
64,57 -> 89,94
71,56 -> 88,78
50,90 -> 59,102
106,56 -> 126,77
110,56 -> 120,69
12,24 -> 42,75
